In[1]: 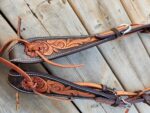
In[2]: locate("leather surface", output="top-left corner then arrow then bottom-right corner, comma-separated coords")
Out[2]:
8,70 -> 150,107
1,23 -> 150,107
8,70 -> 116,99
9,24 -> 150,63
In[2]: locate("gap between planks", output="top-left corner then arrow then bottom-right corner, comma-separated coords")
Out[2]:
120,0 -> 150,57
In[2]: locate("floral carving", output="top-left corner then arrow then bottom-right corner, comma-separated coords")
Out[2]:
25,41 -> 54,57
21,77 -> 95,97
25,37 -> 98,57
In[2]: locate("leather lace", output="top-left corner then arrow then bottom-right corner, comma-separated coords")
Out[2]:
25,41 -> 84,68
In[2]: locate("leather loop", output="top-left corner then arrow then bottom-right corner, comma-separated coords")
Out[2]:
111,96 -> 121,107
102,84 -> 116,94
111,28 -> 122,38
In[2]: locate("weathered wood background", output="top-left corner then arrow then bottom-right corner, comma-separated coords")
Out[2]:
0,0 -> 150,113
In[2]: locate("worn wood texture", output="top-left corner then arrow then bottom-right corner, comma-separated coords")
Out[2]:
121,0 -> 150,24
0,0 -> 150,113
68,0 -> 150,113
121,0 -> 150,55
0,14 -> 79,113
0,0 -> 109,112
0,0 -> 129,113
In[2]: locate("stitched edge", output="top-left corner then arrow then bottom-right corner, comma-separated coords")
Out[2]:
9,35 -> 115,63
10,39 -> 108,63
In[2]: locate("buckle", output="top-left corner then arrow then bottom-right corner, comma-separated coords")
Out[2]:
111,24 -> 132,39
120,24 -> 132,35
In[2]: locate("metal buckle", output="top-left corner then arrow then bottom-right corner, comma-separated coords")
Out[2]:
119,24 -> 132,35
121,98 -> 132,108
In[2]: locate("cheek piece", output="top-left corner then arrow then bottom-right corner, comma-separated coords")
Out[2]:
0,17 -> 150,113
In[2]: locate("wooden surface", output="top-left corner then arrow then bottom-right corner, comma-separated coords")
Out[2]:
0,0 -> 150,113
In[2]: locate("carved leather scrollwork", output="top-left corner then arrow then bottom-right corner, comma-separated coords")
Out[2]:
25,37 -> 98,57
21,77 -> 95,97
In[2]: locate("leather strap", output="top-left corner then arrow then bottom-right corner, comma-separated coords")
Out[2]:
0,23 -> 150,109
9,24 -> 150,64
8,70 -> 150,107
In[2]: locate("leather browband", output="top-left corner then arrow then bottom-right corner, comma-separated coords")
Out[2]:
0,21 -> 150,111
9,24 -> 150,63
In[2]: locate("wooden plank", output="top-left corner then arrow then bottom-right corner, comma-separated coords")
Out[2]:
121,0 -> 150,24
0,0 -> 136,113
121,0 -> 150,54
0,14 -> 79,113
68,0 -> 150,112
16,0 -> 139,113
120,1 -> 150,112
0,0 -> 107,112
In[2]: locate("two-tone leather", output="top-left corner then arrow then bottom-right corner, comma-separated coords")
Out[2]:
0,23 -> 150,109
9,24 -> 150,63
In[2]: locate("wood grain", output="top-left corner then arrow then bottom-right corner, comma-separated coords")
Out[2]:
121,0 -> 150,55
68,0 -> 150,113
0,0 -> 150,112
22,0 -> 138,112
0,0 -> 127,112
121,0 -> 150,24
0,0 -> 110,112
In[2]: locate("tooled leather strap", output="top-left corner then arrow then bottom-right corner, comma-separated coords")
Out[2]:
9,23 -> 150,64
8,71 -> 150,107
0,23 -> 150,108
1,42 -> 149,108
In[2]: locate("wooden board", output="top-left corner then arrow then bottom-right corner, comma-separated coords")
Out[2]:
68,0 -> 150,113
0,0 -> 150,113
0,0 -> 109,112
0,14 -> 79,113
121,0 -> 150,55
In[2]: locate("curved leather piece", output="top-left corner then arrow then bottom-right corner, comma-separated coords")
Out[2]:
8,70 -> 116,99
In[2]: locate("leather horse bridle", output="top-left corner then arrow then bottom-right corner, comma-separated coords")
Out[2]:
0,18 -> 150,112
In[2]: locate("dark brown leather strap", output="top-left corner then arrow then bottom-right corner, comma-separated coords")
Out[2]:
9,24 -> 150,64
8,70 -> 150,107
